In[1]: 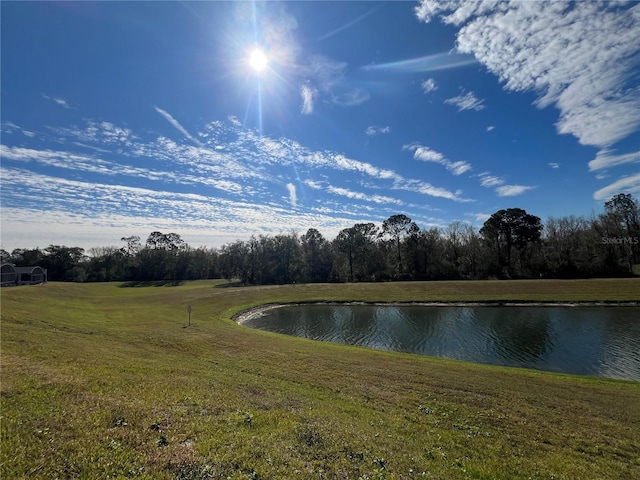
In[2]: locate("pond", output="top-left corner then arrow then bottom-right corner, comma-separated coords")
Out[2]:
241,304 -> 640,381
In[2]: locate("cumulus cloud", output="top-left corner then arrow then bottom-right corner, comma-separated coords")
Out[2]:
403,143 -> 471,175
444,90 -> 485,111
416,1 -> 640,148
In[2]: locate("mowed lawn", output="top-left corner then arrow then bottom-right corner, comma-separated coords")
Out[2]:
1,278 -> 639,479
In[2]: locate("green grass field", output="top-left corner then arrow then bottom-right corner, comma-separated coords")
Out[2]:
1,278 -> 639,479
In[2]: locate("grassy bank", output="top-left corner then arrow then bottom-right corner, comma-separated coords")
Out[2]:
1,279 -> 639,479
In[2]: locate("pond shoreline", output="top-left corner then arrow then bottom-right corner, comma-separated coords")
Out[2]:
233,299 -> 640,324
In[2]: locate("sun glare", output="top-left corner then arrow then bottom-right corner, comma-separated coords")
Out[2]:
249,48 -> 268,73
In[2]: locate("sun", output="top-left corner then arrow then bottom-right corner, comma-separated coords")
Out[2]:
248,48 -> 268,73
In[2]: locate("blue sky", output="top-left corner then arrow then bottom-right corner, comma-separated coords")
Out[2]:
2,1 -> 639,252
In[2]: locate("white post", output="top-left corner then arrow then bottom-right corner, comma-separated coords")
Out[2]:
187,304 -> 192,326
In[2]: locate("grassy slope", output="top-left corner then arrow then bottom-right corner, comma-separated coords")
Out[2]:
1,279 -> 639,479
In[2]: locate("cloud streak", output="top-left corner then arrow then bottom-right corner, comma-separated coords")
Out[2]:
588,149 -> 640,171
300,85 -> 316,114
155,106 -> 203,146
403,143 -> 472,175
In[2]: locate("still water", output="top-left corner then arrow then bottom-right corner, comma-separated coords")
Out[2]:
243,305 -> 640,381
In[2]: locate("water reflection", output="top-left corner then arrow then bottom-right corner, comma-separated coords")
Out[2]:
243,305 -> 640,381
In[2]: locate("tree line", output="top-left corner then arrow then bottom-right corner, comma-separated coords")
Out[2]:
2,193 -> 639,284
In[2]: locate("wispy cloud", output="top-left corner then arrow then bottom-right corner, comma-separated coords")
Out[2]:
486,126 -> 495,132
361,51 -> 477,74
303,55 -> 370,108
478,173 -> 504,188
1,121 -> 37,138
327,185 -> 404,205
472,212 -> 491,223
593,173 -> 640,201
477,172 -> 533,197
416,1 -> 640,148
588,149 -> 640,171
43,94 -> 72,109
316,5 -> 383,41
154,106 -> 203,146
445,90 -> 485,111
54,121 -> 137,146
1,115 -> 476,250
495,185 -> 535,197
365,125 -> 390,136
548,163 -> 560,169
286,183 -> 297,208
403,143 -> 471,175
421,78 -> 438,93
300,84 -> 316,114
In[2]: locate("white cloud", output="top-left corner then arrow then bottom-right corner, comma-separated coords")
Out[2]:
154,106 -> 203,146
52,121 -> 137,147
303,179 -> 323,190
478,172 -> 534,196
548,163 -> 560,169
326,185 -> 403,206
400,179 -> 472,202
300,84 -> 316,114
286,183 -> 297,207
43,95 -> 71,109
365,126 -> 391,136
403,143 -> 472,175
411,145 -> 445,163
473,212 -> 491,223
0,166 -> 384,249
588,149 -> 640,171
448,161 -> 472,175
593,173 -> 640,201
478,173 -> 504,188
444,90 -> 485,111
1,114 -> 479,250
421,78 -> 438,93
495,185 -> 535,197
416,1 -> 640,148
486,125 -> 495,132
